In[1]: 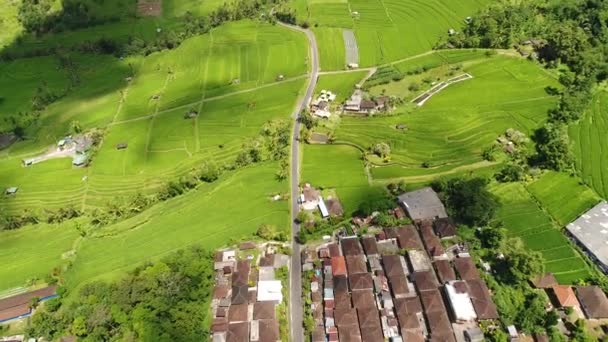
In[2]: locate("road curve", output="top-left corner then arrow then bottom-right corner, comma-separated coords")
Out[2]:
279,22 -> 319,342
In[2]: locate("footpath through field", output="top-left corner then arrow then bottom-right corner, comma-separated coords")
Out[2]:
277,21 -> 319,342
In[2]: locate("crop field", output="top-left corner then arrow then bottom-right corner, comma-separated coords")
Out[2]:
302,144 -> 377,214
0,222 -> 80,291
0,21 -> 306,213
313,28 -> 346,71
570,91 -> 608,199
314,70 -> 369,103
64,163 -> 289,288
490,182 -> 590,284
302,0 -> 490,67
527,171 -> 600,226
334,56 -> 559,178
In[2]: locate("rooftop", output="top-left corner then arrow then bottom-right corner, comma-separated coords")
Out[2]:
257,280 -> 283,303
349,273 -> 373,291
226,321 -> 248,342
434,217 -> 456,238
382,255 -> 407,278
396,225 -> 423,250
398,187 -> 448,221
466,279 -> 499,320
566,201 -> 608,268
530,272 -> 558,289
433,260 -> 456,284
361,237 -> 379,256
576,285 -> 608,319
331,256 -> 347,277
341,237 -> 364,256
454,257 -> 480,281
552,285 -> 580,308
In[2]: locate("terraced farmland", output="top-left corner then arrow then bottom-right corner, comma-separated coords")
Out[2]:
0,21 -> 307,214
336,56 -> 559,179
490,182 -> 591,284
570,91 -> 608,199
300,0 -> 490,68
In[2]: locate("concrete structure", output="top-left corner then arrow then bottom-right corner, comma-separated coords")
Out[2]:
257,280 -> 283,303
301,184 -> 321,211
445,281 -> 477,322
398,187 -> 448,221
566,201 -> 608,272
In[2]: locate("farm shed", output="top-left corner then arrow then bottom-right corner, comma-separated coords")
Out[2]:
0,286 -> 57,323
5,187 -> 18,195
72,154 -> 88,166
116,143 -> 128,150
566,201 -> 608,272
398,187 -> 448,221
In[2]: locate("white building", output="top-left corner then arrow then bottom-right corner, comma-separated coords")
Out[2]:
257,280 -> 283,303
445,281 -> 477,322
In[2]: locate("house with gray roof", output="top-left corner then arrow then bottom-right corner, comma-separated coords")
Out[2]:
398,187 -> 448,222
566,201 -> 608,272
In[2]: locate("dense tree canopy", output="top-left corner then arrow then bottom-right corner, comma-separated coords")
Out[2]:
434,177 -> 500,226
27,246 -> 214,341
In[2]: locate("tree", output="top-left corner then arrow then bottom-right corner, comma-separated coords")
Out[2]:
495,164 -> 525,182
442,177 -> 500,226
571,319 -> 595,342
478,227 -> 505,249
71,316 -> 88,337
502,237 -> 545,282
533,123 -> 573,171
30,296 -> 40,309
372,142 -> 391,158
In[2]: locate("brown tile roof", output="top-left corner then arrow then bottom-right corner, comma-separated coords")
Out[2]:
530,272 -> 558,289
434,260 -> 456,284
534,333 -> 550,342
382,255 -> 406,278
0,304 -> 30,322
357,308 -> 383,342
214,285 -> 230,299
394,296 -> 423,315
253,302 -> 276,320
228,303 -> 248,322
334,275 -> 349,295
346,256 -> 368,275
433,217 -> 456,238
361,237 -> 379,256
426,310 -> 455,342
576,286 -> 608,319
0,286 -> 56,313
335,292 -> 351,309
360,99 -> 377,110
334,307 -> 358,326
552,285 -> 580,308
388,275 -> 410,297
303,186 -> 320,202
328,243 -> 341,257
312,327 -> 326,342
401,329 -> 425,342
420,289 -> 447,314
231,285 -> 248,305
331,256 -> 347,277
467,279 -> 499,320
212,317 -> 228,333
258,319 -> 279,342
419,223 -> 445,257
384,228 -> 399,239
226,321 -> 249,342
239,241 -> 256,250
412,270 -> 438,292
352,289 -> 376,310
454,257 -> 480,280
341,238 -> 363,256
349,273 -> 373,291
396,225 -> 423,250
259,254 -> 275,267
337,325 -> 362,342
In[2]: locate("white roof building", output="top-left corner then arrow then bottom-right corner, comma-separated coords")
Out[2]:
319,197 -> 329,218
257,280 -> 283,303
566,201 -> 608,271
445,281 -> 477,322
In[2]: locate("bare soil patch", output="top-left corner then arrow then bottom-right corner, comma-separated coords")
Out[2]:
137,0 -> 162,17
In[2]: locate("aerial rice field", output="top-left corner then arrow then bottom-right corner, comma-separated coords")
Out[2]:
490,182 -> 591,284
299,0 -> 490,67
0,21 -> 307,214
335,55 -> 559,178
570,91 -> 608,199
527,171 -> 601,226
314,70 -> 369,103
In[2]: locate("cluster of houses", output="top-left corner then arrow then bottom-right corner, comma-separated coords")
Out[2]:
300,184 -> 344,219
209,242 -> 289,342
344,89 -> 389,115
311,90 -> 337,118
300,187 -> 498,342
22,135 -> 92,167
531,272 -> 608,323
0,286 -> 57,324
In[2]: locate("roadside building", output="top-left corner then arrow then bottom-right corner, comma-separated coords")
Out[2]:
257,280 -> 283,303
576,286 -> 608,319
398,187 -> 448,222
331,256 -> 347,277
301,184 -> 321,211
566,201 -> 608,272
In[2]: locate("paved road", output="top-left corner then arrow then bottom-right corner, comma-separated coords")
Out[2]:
279,22 -> 319,342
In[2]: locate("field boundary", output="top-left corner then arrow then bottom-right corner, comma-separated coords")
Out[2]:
411,73 -> 473,106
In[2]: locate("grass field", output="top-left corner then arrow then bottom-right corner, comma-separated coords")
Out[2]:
64,163 -> 289,287
490,182 -> 590,284
301,144 -> 377,214
301,0 -> 490,67
0,222 -> 80,290
314,70 -> 369,103
570,91 -> 608,199
0,21 -> 307,213
313,28 -> 346,71
527,171 -> 600,226
334,56 -> 559,178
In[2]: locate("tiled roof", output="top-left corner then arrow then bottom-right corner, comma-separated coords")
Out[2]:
349,273 -> 373,291
341,238 -> 364,256
576,286 -> 608,319
454,257 -> 480,280
346,255 -> 368,275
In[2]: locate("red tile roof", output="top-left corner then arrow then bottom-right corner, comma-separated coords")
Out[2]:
552,285 -> 580,308
331,256 -> 347,277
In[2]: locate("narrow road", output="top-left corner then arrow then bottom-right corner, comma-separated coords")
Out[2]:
279,22 -> 319,342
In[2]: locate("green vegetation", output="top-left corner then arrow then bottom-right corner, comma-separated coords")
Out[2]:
433,177 -> 499,226
314,71 -> 368,103
527,171 -> 600,226
313,28 -> 345,71
28,246 -> 215,341
490,182 -> 590,284
570,91 -> 608,198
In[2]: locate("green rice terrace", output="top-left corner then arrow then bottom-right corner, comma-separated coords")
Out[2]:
1,0 -> 608,340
